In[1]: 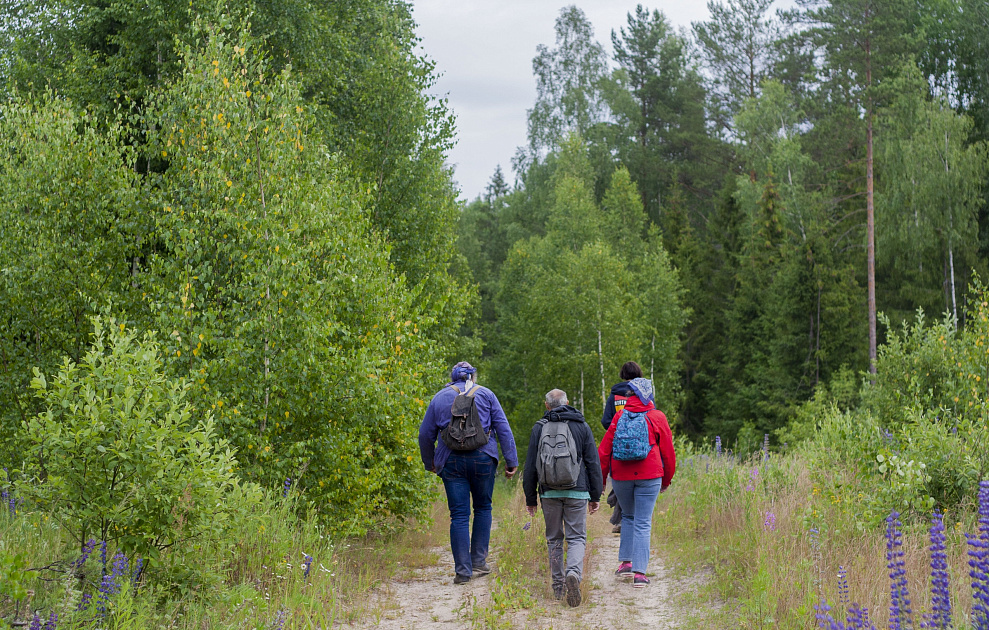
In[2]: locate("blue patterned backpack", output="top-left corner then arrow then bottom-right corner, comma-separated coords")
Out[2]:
612,410 -> 652,461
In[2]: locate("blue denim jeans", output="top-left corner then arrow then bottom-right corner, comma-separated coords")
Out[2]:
612,477 -> 663,574
440,450 -> 497,578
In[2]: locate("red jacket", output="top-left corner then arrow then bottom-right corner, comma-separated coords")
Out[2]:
599,396 -> 676,489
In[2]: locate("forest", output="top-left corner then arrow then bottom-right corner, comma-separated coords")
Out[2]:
1,0 -> 989,628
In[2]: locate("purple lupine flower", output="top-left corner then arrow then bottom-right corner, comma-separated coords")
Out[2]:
764,511 -> 776,532
522,520 -> 531,531
814,600 -> 845,629
929,511 -> 951,629
29,613 -> 42,630
132,557 -> 144,588
97,552 -> 130,617
272,607 -> 288,630
968,480 -> 989,629
886,511 -> 913,630
845,604 -> 877,630
283,478 -> 292,498
837,566 -> 849,605
77,592 -> 92,612
76,538 -> 98,569
43,611 -> 57,630
302,553 -> 313,580
715,436 -> 722,456
745,467 -> 758,491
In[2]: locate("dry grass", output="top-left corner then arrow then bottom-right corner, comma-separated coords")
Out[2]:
655,452 -> 980,629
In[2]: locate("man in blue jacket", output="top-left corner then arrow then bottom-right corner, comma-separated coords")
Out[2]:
419,361 -> 519,584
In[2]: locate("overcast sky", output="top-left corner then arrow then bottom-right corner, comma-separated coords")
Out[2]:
410,1 -> 715,201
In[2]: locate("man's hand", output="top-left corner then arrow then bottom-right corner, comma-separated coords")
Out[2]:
526,504 -> 538,516
588,502 -> 600,515
505,466 -> 518,479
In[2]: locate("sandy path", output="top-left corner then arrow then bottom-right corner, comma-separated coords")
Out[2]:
345,511 -> 699,630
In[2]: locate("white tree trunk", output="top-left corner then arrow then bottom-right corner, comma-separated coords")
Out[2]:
597,327 -> 605,407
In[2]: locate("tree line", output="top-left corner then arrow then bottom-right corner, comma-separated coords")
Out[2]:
0,0 -> 469,535
459,0 -> 989,447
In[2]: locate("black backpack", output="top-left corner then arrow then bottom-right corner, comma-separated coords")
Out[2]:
440,384 -> 490,451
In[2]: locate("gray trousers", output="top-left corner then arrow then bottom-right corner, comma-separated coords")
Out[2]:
541,497 -> 588,588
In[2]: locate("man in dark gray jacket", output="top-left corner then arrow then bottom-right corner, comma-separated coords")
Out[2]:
523,389 -> 603,607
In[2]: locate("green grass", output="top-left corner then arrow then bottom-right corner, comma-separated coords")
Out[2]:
0,483 -> 449,629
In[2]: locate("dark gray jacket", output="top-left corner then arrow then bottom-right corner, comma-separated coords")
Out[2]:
522,405 -> 604,506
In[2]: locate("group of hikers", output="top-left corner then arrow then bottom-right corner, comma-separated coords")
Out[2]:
418,360 -> 676,607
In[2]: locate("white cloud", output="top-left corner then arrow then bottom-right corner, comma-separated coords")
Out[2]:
411,1 -> 714,200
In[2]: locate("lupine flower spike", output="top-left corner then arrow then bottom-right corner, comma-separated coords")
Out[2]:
764,511 -> 776,532
715,436 -> 722,457
967,480 -> 989,629
29,613 -> 42,630
845,604 -> 877,630
302,553 -> 313,580
837,566 -> 849,606
43,611 -> 58,630
929,511 -> 951,629
283,478 -> 292,498
76,538 -> 97,569
887,511 -> 913,630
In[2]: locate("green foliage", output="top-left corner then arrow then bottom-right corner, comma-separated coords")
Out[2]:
0,95 -> 147,465
142,26 -> 436,535
21,317 -> 241,561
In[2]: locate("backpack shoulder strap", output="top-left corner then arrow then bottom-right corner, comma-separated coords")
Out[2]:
464,383 -> 480,398
448,384 -> 462,394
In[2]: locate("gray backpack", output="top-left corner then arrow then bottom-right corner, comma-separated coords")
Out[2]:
536,413 -> 581,490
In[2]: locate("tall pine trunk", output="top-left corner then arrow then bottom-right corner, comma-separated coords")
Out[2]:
865,36 -> 877,376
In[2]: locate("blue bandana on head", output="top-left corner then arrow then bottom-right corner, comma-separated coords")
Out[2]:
628,377 -> 654,406
449,361 -> 477,383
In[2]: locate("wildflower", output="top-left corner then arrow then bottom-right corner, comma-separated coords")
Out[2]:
929,511 -> 951,629
97,552 -> 130,617
715,436 -> 722,457
29,613 -> 42,630
886,511 -> 913,630
76,538 -> 98,569
746,468 -> 758,491
522,520 -> 531,531
845,604 -> 877,630
814,600 -> 844,630
272,607 -> 288,630
77,592 -> 92,612
302,553 -> 313,580
283,477 -> 292,498
764,511 -> 776,532
967,480 -> 989,629
837,566 -> 849,605
132,557 -> 144,588
43,611 -> 57,630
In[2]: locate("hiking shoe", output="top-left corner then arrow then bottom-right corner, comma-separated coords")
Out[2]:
553,586 -> 564,600
453,574 -> 470,585
633,573 -> 650,588
472,562 -> 492,576
612,523 -> 622,534
615,562 -> 633,578
565,572 -> 582,607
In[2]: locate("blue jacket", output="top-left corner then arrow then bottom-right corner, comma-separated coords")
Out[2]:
418,381 -> 519,474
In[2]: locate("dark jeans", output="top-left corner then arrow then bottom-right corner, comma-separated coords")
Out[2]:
440,450 -> 497,578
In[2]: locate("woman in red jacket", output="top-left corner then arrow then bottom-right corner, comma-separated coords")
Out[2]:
599,377 -> 676,588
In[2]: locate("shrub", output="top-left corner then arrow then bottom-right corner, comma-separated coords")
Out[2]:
20,317 -> 241,563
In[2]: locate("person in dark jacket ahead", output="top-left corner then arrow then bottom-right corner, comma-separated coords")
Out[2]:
523,389 -> 603,607
601,361 -> 643,533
